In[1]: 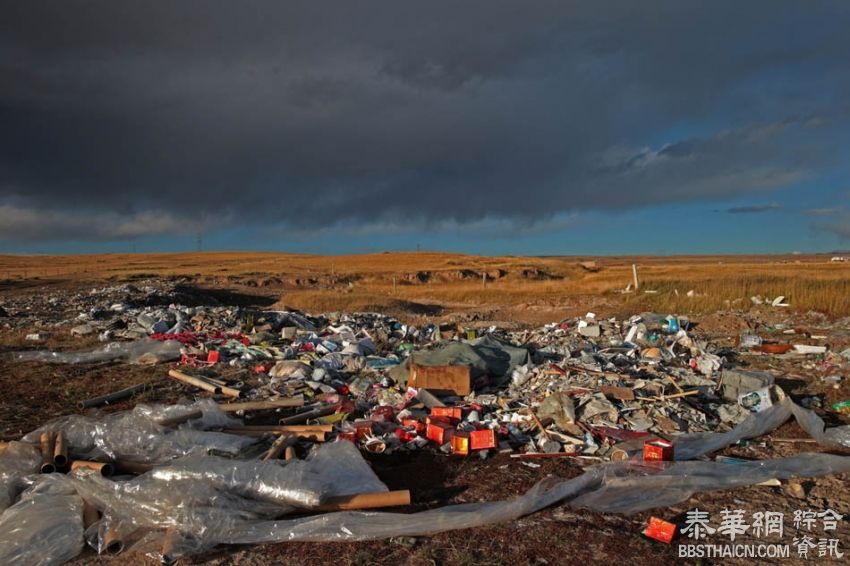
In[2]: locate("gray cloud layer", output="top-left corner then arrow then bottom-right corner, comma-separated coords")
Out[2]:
1,1 -> 849,241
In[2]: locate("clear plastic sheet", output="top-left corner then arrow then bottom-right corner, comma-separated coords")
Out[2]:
672,394 -> 850,460
22,400 -> 254,464
0,442 -> 42,511
5,396 -> 850,562
147,441 -> 385,508
65,442 -> 388,561
15,338 -> 182,365
0,475 -> 84,565
569,453 -> 850,513
150,456 -> 330,508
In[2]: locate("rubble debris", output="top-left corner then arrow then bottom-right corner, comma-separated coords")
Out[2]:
3,282 -> 850,562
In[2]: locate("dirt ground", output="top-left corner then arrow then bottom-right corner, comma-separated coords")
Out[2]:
2,267 -> 849,565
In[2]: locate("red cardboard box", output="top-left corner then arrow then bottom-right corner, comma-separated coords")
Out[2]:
409,363 -> 472,396
469,428 -> 496,450
643,439 -> 674,461
431,407 -> 462,422
645,517 -> 676,543
427,422 -> 454,445
451,431 -> 470,456
400,418 -> 426,435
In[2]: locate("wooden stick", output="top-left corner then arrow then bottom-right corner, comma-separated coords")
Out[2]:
263,435 -> 295,460
218,398 -> 304,412
528,409 -> 551,441
313,490 -> 411,512
510,452 -> 580,459
644,390 -> 700,402
284,445 -> 296,461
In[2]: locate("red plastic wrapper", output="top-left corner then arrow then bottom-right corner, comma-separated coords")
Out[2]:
371,406 -> 395,422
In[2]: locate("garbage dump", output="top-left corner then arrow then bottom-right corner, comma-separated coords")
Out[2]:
2,283 -> 850,563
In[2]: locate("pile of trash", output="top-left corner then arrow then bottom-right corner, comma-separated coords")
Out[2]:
4,292 -> 850,563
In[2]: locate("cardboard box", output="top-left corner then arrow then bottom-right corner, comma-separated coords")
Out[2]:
645,517 -> 676,543
451,431 -> 470,456
431,406 -> 462,422
409,364 -> 472,396
400,418 -> 426,435
643,439 -> 674,461
469,428 -> 496,450
426,422 -> 455,445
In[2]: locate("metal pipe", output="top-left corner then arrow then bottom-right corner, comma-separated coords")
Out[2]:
53,431 -> 68,467
218,398 -> 304,412
278,405 -> 335,425
79,383 -> 147,409
70,460 -> 114,477
82,501 -> 100,529
167,369 -> 221,395
224,424 -> 332,433
102,525 -> 123,554
157,410 -> 204,427
39,431 -> 56,473
314,490 -> 411,512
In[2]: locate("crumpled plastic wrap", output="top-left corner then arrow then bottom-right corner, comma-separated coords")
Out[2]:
150,456 -> 330,508
569,453 -> 850,513
66,441 -> 388,560
0,475 -> 84,565
15,338 -> 182,365
148,440 -> 386,508
6,395 -> 850,563
673,393 -> 850,460
22,400 -> 254,464
0,442 -> 42,511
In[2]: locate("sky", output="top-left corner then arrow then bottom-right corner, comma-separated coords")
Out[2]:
1,1 -> 849,255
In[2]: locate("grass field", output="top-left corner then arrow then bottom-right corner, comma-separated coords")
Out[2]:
1,251 -> 849,320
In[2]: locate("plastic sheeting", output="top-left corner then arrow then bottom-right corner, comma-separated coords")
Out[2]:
22,400 -> 254,464
214,454 -> 850,544
0,475 -> 84,566
3,394 -> 850,563
15,338 -> 182,365
0,442 -> 41,511
672,394 -> 850,460
67,442 -> 388,560
389,334 -> 532,385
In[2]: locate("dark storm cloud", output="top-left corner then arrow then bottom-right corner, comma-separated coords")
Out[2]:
1,1 -> 849,241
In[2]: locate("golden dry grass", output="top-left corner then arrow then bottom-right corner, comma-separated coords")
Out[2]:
1,252 -> 848,318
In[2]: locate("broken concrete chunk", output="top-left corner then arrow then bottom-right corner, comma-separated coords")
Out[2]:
720,369 -> 774,402
537,392 -> 576,430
